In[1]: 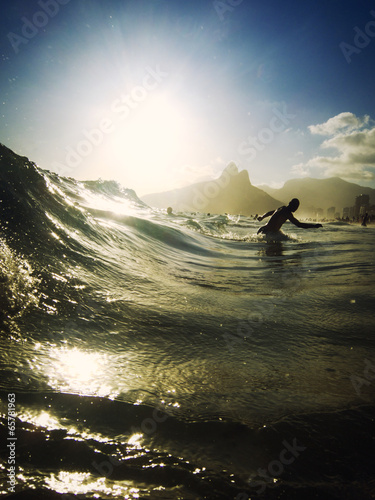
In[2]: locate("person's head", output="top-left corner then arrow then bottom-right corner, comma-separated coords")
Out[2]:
288,198 -> 300,212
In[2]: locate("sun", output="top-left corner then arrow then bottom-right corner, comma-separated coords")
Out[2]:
109,93 -> 192,194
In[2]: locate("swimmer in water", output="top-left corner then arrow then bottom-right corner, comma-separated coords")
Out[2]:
361,212 -> 369,227
257,198 -> 322,235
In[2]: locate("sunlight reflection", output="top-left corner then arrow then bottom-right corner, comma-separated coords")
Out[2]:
45,471 -> 141,498
17,408 -> 114,445
18,410 -> 61,431
127,432 -> 143,448
46,347 -> 115,397
81,190 -> 138,216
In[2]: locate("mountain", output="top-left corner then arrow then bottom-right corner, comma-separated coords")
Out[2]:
259,177 -> 375,216
142,163 -> 282,215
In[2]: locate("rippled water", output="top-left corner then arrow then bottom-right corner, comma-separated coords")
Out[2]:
1,145 -> 375,499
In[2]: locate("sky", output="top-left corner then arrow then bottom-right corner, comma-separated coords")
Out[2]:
1,0 -> 375,196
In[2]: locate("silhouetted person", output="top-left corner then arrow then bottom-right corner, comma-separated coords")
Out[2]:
257,198 -> 322,234
361,212 -> 369,226
167,206 -> 173,215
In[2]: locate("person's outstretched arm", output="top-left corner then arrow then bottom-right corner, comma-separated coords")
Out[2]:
289,214 -> 322,229
257,210 -> 275,221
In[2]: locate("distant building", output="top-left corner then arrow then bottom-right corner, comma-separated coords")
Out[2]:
354,194 -> 370,216
327,206 -> 335,218
343,207 -> 350,218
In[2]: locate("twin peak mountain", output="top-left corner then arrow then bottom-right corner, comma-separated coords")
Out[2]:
142,163 -> 280,215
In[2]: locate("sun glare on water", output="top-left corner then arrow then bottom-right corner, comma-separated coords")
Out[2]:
46,471 -> 141,498
46,347 -> 113,397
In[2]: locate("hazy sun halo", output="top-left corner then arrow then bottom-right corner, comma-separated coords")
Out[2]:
106,93 -> 192,194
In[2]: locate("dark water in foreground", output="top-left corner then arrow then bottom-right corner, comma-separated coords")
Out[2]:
1,145 -> 375,499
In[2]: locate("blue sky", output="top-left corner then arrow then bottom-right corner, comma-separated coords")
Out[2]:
1,0 -> 375,195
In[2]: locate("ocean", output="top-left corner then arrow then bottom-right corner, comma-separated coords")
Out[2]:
1,145 -> 375,499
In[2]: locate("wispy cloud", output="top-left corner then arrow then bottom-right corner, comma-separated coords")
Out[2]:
308,112 -> 370,136
291,162 -> 310,177
292,112 -> 375,182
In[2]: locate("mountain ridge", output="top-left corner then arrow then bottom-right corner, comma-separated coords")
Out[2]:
142,162 -> 282,215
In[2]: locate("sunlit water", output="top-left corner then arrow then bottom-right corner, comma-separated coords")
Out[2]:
1,151 -> 375,499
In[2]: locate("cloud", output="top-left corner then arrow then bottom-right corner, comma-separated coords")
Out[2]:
293,112 -> 375,182
291,162 -> 310,177
309,112 -> 370,136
